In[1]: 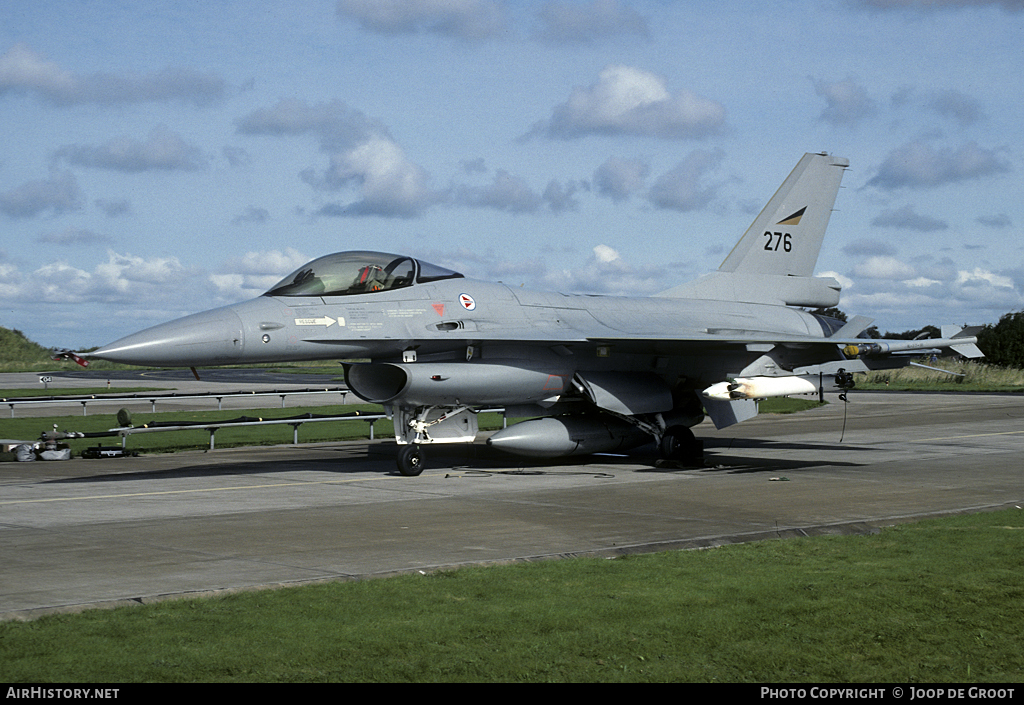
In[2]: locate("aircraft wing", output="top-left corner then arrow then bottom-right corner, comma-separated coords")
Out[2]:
585,332 -> 865,353
587,325 -> 983,361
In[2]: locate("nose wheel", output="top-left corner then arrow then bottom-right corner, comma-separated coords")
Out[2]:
397,444 -> 425,476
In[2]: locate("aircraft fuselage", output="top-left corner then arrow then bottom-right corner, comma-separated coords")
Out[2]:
91,275 -> 832,387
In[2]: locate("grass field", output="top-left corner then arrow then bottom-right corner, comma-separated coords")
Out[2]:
1,508 -> 1021,682
0,387 -> 167,399
856,360 -> 1024,392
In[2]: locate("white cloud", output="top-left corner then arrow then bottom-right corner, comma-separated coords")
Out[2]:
593,156 -> 649,201
0,169 -> 83,218
419,245 -> 669,297
234,248 -> 309,276
239,99 -> 442,218
235,98 -> 380,151
538,244 -> 668,295
0,43 -> 72,95
94,252 -> 188,292
593,244 -> 619,263
871,204 -> 948,231
335,0 -> 508,40
647,149 -> 724,212
976,213 -> 1012,228
0,252 -> 199,307
308,135 -> 441,218
0,43 -> 224,106
36,228 -> 112,246
956,267 -> 1014,289
213,249 -> 311,301
455,170 -> 542,213
232,206 -> 270,225
841,239 -> 898,257
451,170 -> 584,214
208,273 -> 245,298
0,250 -> 321,332
928,88 -> 983,126
854,256 -> 917,280
813,77 -> 876,126
534,0 -> 650,43
54,125 -> 208,173
868,140 -> 1011,189
841,261 -> 1024,332
542,179 -> 582,213
537,65 -> 726,139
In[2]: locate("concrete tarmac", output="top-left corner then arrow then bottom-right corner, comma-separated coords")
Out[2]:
1,387 -> 1022,620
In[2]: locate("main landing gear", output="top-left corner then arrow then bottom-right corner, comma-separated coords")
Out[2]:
659,425 -> 704,466
394,422 -> 704,476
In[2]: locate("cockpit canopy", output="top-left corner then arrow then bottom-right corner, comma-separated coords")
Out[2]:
264,251 -> 463,297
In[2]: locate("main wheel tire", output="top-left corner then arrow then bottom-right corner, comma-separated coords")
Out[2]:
397,444 -> 425,476
660,425 -> 703,464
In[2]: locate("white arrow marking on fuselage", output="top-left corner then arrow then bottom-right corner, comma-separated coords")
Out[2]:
294,316 -> 337,327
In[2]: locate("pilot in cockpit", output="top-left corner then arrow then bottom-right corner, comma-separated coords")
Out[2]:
355,264 -> 388,292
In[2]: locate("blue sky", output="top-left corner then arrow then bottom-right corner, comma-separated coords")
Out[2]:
1,0 -> 1022,349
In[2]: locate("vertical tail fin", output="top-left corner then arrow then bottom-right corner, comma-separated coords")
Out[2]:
718,152 -> 848,277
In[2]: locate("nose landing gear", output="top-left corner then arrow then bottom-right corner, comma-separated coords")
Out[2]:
397,444 -> 425,476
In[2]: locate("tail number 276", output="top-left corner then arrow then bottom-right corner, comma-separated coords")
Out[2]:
764,231 -> 792,252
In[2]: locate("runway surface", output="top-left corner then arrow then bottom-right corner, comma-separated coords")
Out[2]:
2,390 -> 1022,620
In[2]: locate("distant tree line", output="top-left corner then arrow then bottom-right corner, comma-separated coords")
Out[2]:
976,312 -> 1024,368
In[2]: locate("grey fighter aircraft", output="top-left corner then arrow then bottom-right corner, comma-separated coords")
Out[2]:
70,153 -> 982,475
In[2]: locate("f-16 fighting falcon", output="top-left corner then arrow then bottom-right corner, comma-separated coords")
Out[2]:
65,153 -> 983,475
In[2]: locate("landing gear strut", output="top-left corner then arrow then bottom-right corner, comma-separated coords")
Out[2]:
397,444 -> 425,476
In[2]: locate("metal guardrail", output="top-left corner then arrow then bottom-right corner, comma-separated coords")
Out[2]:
110,407 -> 507,451
114,412 -> 387,450
3,388 -> 350,417
7,390 -> 509,455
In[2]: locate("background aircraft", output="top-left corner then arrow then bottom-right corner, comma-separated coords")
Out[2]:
69,153 -> 982,475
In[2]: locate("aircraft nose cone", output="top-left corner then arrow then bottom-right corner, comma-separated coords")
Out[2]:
90,306 -> 246,367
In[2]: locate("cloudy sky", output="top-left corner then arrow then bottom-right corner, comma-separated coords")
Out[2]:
1,0 -> 1022,349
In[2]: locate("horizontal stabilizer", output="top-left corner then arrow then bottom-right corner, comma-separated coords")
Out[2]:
943,325 -> 985,358
950,341 -> 984,358
657,271 -> 841,307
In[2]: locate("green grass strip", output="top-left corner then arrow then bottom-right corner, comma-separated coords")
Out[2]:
0,387 -> 167,399
1,509 -> 1021,682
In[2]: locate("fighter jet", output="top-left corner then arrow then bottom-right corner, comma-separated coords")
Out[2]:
72,153 -> 983,475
